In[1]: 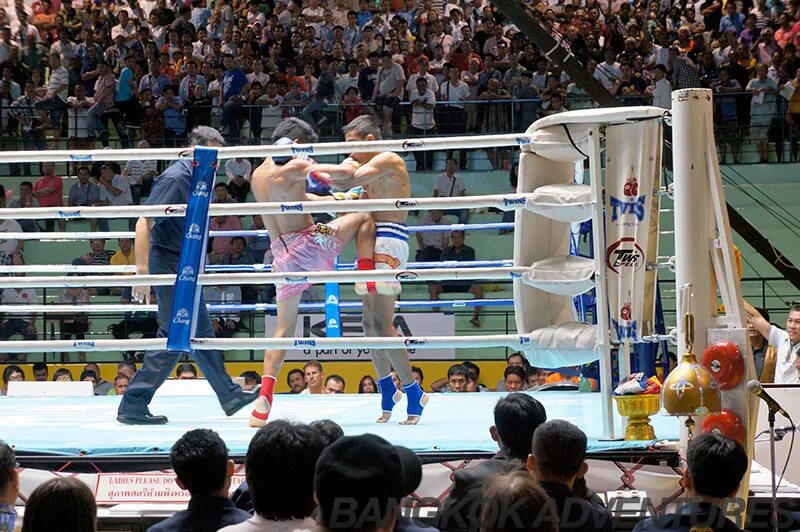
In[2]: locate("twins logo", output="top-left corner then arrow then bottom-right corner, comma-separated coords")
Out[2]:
186,223 -> 203,240
519,336 -> 531,345
173,308 -> 191,325
510,271 -> 523,279
611,318 -> 639,341
609,195 -> 646,222
291,146 -> 314,155
284,275 -> 309,283
515,137 -> 530,145
402,140 -> 425,150
503,196 -> 526,207
192,181 -> 209,197
164,206 -> 186,216
606,237 -> 645,274
73,340 -> 95,348
69,154 -> 93,161
58,210 -> 82,219
178,266 -> 197,282
280,203 -> 304,213
404,338 -> 427,347
294,339 -> 317,347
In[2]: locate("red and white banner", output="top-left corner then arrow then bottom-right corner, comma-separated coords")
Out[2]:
604,121 -> 662,342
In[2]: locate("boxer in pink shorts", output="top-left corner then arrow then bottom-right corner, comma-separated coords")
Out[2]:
249,118 -> 375,427
271,223 -> 346,301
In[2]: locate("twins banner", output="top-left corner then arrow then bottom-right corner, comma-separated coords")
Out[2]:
604,121 -> 662,343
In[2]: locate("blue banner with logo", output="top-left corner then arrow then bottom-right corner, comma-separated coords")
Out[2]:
167,146 -> 218,354
324,259 -> 341,338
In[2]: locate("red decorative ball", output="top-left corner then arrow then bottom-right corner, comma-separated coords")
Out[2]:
701,340 -> 744,390
702,409 -> 746,446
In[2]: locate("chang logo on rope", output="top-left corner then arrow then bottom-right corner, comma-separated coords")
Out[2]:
186,223 -> 203,240
326,294 -> 338,304
404,338 -> 427,347
395,200 -> 418,209
402,140 -> 425,150
165,206 -> 186,215
173,308 -> 191,325
280,203 -> 304,212
284,275 -> 309,283
73,340 -> 95,348
502,197 -> 526,207
178,266 -> 196,282
395,271 -> 418,281
192,181 -> 209,197
294,339 -> 317,347
327,318 -> 338,328
58,210 -> 82,218
69,154 -> 93,161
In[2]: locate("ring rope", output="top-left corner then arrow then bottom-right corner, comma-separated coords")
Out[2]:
0,194 -> 530,221
0,260 -> 514,274
0,223 -> 515,241
0,298 -> 514,315
0,134 -> 531,164
0,267 -> 525,289
0,334 -> 531,353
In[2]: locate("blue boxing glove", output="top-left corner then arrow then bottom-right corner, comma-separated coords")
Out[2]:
306,168 -> 332,196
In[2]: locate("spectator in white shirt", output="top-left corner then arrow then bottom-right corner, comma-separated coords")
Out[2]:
0,288 -> 37,345
123,141 -> 159,204
0,212 -> 24,266
746,302 -> 800,384
416,209 -> 451,262
646,64 -> 672,110
433,158 -> 468,224
408,77 -> 436,171
593,48 -> 622,90
34,53 -> 69,145
98,165 -> 134,229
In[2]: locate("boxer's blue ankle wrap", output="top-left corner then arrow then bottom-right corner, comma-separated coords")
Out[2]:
167,146 -> 218,354
404,381 -> 425,417
378,375 -> 397,412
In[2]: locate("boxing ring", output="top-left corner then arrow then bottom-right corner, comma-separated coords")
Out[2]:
0,91 -> 759,514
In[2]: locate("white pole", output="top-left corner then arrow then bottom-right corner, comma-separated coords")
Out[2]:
671,89 -> 716,358
588,127 -> 615,440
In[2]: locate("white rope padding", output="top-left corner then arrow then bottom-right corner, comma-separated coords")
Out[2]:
0,193 -> 530,220
0,334 -> 531,353
0,267 -> 525,289
0,134 -> 530,164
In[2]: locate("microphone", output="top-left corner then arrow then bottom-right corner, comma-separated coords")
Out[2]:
747,380 -> 790,418
775,424 -> 800,438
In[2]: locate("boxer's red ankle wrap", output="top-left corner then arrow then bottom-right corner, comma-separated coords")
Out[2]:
356,259 -> 378,293
261,375 -> 276,405
357,258 -> 375,270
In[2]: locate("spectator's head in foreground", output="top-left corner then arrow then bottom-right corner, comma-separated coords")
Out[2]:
0,439 -> 18,506
528,419 -> 587,488
492,393 -> 547,461
21,477 -> 97,532
481,470 -> 558,532
315,434 -> 422,531
171,429 -> 234,497
247,420 -> 326,521
684,433 -> 748,500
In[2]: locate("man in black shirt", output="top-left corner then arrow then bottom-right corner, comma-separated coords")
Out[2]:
429,230 -> 483,327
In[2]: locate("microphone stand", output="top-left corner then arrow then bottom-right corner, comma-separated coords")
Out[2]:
768,407 -> 778,532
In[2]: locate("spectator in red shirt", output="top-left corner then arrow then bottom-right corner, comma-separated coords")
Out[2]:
208,215 -> 242,264
33,162 -> 65,232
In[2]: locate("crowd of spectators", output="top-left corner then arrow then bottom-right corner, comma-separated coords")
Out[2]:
0,396 -> 752,532
2,0 -> 800,161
